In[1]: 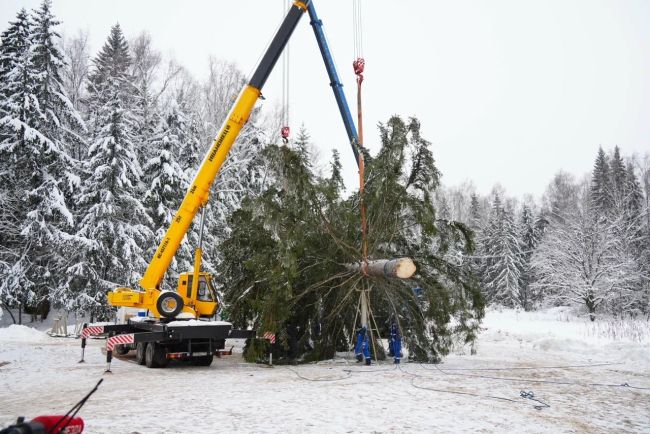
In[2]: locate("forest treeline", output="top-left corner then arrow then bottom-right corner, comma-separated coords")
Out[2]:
435,147 -> 650,319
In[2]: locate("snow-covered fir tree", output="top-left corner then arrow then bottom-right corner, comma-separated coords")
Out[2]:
0,8 -> 41,314
590,147 -> 612,215
609,146 -> 627,212
623,163 -> 647,304
142,104 -> 191,283
171,87 -> 204,181
29,0 -> 85,142
71,24 -> 152,319
624,162 -> 644,225
468,193 -> 482,232
0,2 -> 85,319
518,204 -> 540,309
85,23 -> 133,136
325,149 -> 344,200
0,9 -> 30,103
480,194 -> 523,307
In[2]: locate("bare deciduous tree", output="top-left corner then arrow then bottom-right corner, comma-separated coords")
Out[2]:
532,183 -> 644,320
62,29 -> 90,110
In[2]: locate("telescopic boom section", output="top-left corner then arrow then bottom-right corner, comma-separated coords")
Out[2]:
307,1 -> 360,167
139,1 -> 310,291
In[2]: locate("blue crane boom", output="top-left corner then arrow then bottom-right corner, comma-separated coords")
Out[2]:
307,1 -> 361,167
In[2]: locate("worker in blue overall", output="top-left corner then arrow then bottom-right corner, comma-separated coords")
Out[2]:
355,326 -> 371,365
387,321 -> 402,364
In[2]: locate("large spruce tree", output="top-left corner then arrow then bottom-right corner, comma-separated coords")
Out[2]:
0,2 -> 84,319
518,204 -> 542,309
480,195 -> 523,307
221,116 -> 483,363
591,147 -> 612,215
71,24 -> 152,319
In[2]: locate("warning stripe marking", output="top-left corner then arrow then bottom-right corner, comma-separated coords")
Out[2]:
107,334 -> 135,351
262,331 -> 276,344
81,326 -> 104,338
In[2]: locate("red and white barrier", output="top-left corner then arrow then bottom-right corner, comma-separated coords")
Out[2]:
106,334 -> 135,351
81,326 -> 104,338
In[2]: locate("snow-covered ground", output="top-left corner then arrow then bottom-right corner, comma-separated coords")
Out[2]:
1,307 -> 649,433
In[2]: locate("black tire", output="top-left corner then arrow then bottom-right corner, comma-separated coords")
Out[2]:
156,292 -> 184,318
191,355 -> 213,367
156,345 -> 169,368
114,344 -> 130,356
145,342 -> 168,368
135,342 -> 147,365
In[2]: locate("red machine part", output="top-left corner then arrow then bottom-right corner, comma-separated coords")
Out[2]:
281,126 -> 290,144
32,415 -> 85,434
353,57 -> 365,81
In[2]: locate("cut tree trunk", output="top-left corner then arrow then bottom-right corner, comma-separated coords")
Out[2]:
346,258 -> 416,279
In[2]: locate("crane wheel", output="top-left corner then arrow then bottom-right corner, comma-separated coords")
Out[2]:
156,292 -> 184,318
135,342 -> 147,365
145,342 -> 168,368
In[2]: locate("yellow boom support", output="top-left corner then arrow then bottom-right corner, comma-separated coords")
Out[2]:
139,85 -> 260,292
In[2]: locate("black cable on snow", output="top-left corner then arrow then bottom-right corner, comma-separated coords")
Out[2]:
398,365 -> 530,407
343,364 -> 399,373
420,363 -> 650,390
435,361 -> 623,371
520,390 -> 550,410
285,365 -> 352,382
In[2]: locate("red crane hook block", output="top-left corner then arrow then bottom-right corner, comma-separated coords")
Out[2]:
353,57 -> 365,84
353,57 -> 365,75
281,126 -> 290,144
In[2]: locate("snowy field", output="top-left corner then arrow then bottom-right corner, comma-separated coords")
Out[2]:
1,308 -> 649,434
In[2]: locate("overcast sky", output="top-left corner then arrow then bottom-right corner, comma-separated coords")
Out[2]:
2,0 -> 649,197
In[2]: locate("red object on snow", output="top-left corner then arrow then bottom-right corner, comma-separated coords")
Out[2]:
31,415 -> 85,434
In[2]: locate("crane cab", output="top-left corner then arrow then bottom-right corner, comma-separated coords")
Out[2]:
108,272 -> 220,320
176,272 -> 219,318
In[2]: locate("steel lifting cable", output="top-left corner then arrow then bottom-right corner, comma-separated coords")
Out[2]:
352,0 -> 368,269
352,0 -> 388,358
280,0 -> 290,144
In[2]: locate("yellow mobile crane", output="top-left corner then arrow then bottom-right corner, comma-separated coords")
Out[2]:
80,1 -> 312,370
107,1 -> 311,320
79,0 -> 364,369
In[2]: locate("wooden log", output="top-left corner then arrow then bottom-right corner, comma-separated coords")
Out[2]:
346,258 -> 416,279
